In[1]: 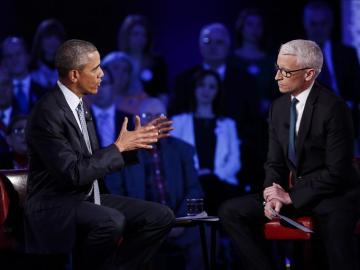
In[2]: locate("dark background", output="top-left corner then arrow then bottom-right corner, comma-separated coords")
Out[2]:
0,0 -> 342,83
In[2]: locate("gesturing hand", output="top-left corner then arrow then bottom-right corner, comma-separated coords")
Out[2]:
146,115 -> 173,139
115,116 -> 159,152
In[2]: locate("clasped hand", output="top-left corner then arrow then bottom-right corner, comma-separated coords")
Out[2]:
115,115 -> 173,152
263,182 -> 292,220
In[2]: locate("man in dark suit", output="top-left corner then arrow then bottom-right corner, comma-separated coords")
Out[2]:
24,39 -> 175,270
219,39 -> 360,270
0,68 -> 16,154
303,1 -> 360,101
1,36 -> 47,114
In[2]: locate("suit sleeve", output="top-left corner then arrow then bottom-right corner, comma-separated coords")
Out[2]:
27,107 -> 125,187
264,103 -> 290,189
289,100 -> 355,208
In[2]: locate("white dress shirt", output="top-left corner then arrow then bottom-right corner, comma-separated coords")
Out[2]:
292,82 -> 314,135
57,80 -> 82,131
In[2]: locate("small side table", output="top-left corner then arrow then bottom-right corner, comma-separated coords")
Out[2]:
174,216 -> 220,270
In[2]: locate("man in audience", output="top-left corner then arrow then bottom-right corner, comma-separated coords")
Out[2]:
109,97 -> 203,270
219,39 -> 360,270
170,22 -> 264,193
1,37 -> 47,114
0,68 -> 15,154
303,1 -> 360,101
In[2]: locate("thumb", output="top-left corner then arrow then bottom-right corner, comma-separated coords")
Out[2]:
121,117 -> 128,133
134,115 -> 141,130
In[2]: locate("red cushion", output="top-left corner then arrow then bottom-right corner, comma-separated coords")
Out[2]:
0,178 -> 10,225
264,216 -> 313,240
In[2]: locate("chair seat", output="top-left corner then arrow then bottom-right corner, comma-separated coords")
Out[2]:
264,216 -> 313,240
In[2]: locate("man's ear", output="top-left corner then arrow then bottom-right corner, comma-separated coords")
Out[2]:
305,69 -> 316,81
68,70 -> 80,83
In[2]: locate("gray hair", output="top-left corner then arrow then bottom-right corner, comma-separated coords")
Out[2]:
55,39 -> 97,78
279,39 -> 323,76
199,23 -> 231,46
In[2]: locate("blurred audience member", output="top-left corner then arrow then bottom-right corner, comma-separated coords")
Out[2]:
118,14 -> 168,100
233,8 -> 278,115
91,66 -> 133,149
110,97 -> 203,270
303,1 -> 360,101
171,69 -> 241,215
169,23 -> 264,192
1,37 -> 46,114
30,18 -> 67,89
0,115 -> 28,169
0,68 -> 14,153
102,51 -> 148,115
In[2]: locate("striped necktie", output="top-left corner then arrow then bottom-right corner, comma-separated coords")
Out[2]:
76,100 -> 101,205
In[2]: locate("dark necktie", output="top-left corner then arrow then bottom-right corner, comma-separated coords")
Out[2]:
76,101 -> 101,205
288,98 -> 299,166
15,81 -> 28,114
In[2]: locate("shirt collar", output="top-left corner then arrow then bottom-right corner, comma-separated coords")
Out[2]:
57,80 -> 82,111
291,82 -> 314,104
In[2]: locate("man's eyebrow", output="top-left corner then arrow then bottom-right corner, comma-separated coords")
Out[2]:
91,64 -> 101,71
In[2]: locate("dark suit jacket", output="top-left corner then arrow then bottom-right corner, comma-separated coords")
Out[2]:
265,83 -> 359,211
24,86 -> 128,253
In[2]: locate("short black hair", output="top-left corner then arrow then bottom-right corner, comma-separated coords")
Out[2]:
55,39 -> 97,78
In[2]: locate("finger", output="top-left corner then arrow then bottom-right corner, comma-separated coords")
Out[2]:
134,115 -> 141,130
121,117 -> 128,132
141,125 -> 156,132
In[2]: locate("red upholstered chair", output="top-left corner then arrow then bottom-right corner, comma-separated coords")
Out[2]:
0,169 -> 27,250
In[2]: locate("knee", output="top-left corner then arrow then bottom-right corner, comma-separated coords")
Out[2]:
149,202 -> 175,227
96,210 -> 126,242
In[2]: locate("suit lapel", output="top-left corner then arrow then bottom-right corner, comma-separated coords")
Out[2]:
53,87 -> 92,154
296,84 -> 319,163
53,88 -> 82,136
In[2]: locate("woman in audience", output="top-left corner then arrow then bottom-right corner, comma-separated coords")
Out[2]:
233,8 -> 277,114
30,18 -> 67,90
117,14 -> 168,100
171,69 -> 241,215
102,51 -> 148,115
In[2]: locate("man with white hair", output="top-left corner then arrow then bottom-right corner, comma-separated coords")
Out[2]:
219,39 -> 360,270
